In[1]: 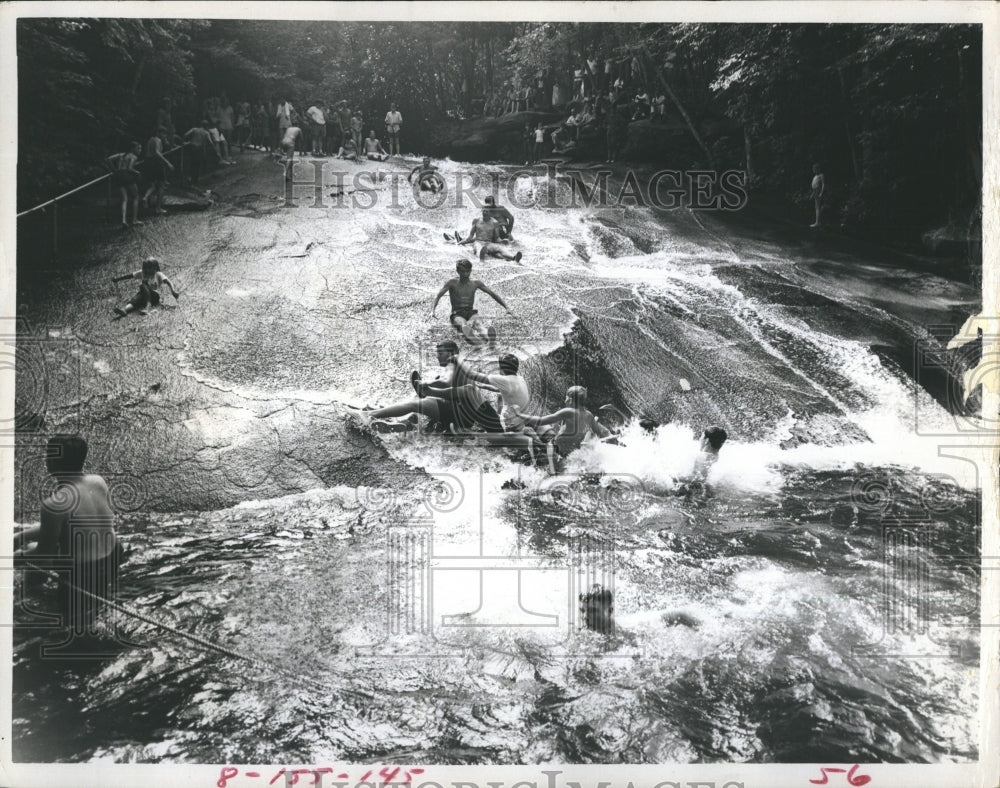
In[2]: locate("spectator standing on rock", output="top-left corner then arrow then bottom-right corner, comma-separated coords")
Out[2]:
276,98 -> 294,148
107,142 -> 144,227
533,121 -> 545,162
142,127 -> 174,216
522,123 -> 534,165
252,101 -> 268,150
235,100 -> 252,151
350,113 -> 364,157
156,97 -> 176,147
652,92 -> 667,122
810,163 -> 825,228
183,120 -> 215,185
605,96 -> 620,163
384,102 -> 403,157
337,101 -> 352,141
218,95 -> 236,162
307,103 -> 327,155
324,101 -> 340,155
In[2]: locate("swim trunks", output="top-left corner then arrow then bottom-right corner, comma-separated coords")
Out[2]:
449,307 -> 478,325
472,401 -> 504,433
144,158 -> 167,183
57,541 -> 124,628
111,170 -> 139,188
128,283 -> 161,310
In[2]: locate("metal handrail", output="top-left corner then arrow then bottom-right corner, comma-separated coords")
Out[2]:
16,142 -> 192,219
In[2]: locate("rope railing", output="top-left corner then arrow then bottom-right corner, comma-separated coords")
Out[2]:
15,142 -> 193,261
15,555 -> 374,699
17,142 -> 192,219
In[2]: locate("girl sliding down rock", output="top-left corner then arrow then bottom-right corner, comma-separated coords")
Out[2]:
112,257 -> 180,319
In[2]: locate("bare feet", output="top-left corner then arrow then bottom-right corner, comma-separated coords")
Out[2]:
371,413 -> 418,433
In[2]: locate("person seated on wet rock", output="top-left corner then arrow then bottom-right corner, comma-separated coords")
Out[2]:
408,156 -> 445,193
112,257 -> 180,319
337,134 -> 358,160
456,208 -> 523,263
513,385 -> 614,474
363,130 -> 389,162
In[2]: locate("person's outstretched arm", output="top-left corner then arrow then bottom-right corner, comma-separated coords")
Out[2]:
502,207 -> 514,233
430,282 -> 450,316
461,364 -> 492,385
514,406 -> 572,428
586,410 -> 612,439
155,141 -> 174,170
457,221 -> 478,245
159,274 -> 181,299
476,281 -> 511,313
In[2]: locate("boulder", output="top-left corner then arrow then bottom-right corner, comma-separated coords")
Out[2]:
921,224 -> 982,256
427,111 -> 564,162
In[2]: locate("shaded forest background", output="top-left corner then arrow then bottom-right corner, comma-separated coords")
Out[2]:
17,19 -> 982,247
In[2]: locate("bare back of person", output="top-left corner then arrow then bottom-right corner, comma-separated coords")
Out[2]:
551,408 -> 595,455
45,475 -> 117,564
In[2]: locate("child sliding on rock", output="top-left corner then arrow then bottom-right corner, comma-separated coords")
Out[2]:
112,257 -> 180,319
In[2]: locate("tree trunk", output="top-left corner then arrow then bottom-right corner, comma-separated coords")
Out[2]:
957,46 -> 982,186
836,66 -> 861,183
743,126 -> 753,182
130,54 -> 147,96
640,47 -> 715,167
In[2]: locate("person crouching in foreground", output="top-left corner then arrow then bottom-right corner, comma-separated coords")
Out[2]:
14,435 -> 122,636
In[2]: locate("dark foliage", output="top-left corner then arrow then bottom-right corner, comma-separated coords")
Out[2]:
18,20 -> 981,244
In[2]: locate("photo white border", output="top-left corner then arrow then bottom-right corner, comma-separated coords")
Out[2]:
0,3 -> 996,788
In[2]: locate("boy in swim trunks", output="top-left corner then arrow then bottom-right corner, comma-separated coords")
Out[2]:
141,127 -> 174,216
363,130 -> 389,161
337,134 -> 358,159
810,163 -> 825,228
384,102 -> 402,156
409,157 -> 445,193
482,195 -> 515,240
431,258 -> 512,344
512,385 -> 613,474
106,142 -> 144,228
351,341 -> 502,434
112,257 -> 180,319
280,126 -> 303,180
457,208 -> 523,263
438,353 -> 553,464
